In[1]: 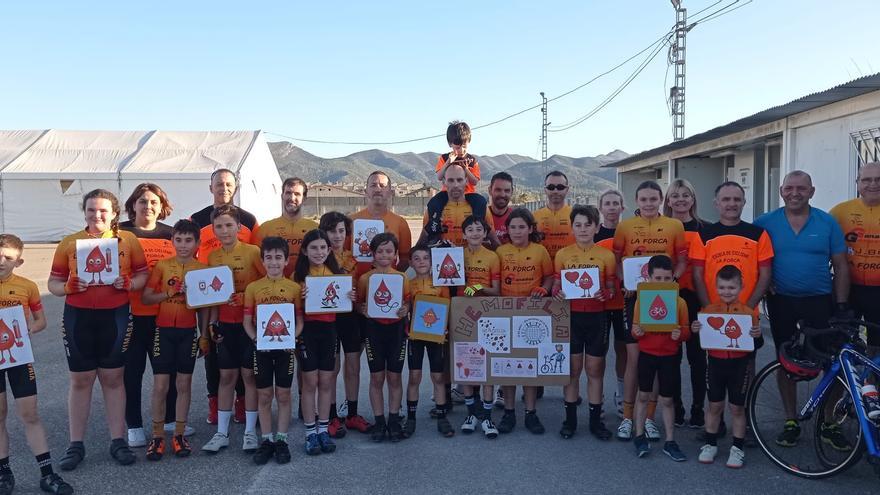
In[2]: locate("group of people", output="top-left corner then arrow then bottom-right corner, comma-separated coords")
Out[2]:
1,120 -> 879,494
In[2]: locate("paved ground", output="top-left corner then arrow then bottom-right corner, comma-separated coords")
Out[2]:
3,245 -> 878,494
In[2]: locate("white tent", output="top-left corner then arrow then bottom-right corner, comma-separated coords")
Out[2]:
0,130 -> 282,241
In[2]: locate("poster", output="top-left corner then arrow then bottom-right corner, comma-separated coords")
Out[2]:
367,273 -> 404,318
491,358 -> 537,378
431,247 -> 465,287
0,305 -> 34,370
256,303 -> 296,351
185,266 -> 235,309
477,317 -> 510,353
410,295 -> 450,343
512,316 -> 551,348
622,256 -> 652,291
75,238 -> 119,286
538,343 -> 569,375
352,219 -> 384,262
636,282 -> 680,332
453,342 -> 486,382
305,275 -> 353,314
698,313 -> 755,352
560,268 -> 601,299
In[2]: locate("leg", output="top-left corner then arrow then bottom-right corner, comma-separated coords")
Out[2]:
565,353 -> 584,403
407,370 -> 423,402
0,393 -> 8,458
706,401 -> 724,434
317,371 -> 335,422
343,351 -> 362,405
301,371 -> 319,425
257,388 -> 274,436
659,396 -> 675,442
369,371 -> 386,416
387,372 -> 403,416
585,355 -> 606,406
96,367 -> 127,439
151,374 -> 171,437
175,373 -> 193,429
276,386 -> 292,435
123,316 -> 152,429
634,391 -> 650,436
68,371 -> 97,442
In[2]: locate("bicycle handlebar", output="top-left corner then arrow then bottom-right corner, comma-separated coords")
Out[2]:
797,318 -> 878,364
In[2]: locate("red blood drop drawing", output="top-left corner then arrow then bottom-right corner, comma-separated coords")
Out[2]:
648,295 -> 668,320
639,263 -> 649,281
262,310 -> 290,341
564,271 -> 579,284
372,278 -> 398,313
0,319 -> 23,365
84,246 -> 111,284
209,276 -> 224,292
436,253 -> 461,283
321,282 -> 339,308
421,308 -> 438,328
723,318 -> 743,348
707,316 -> 725,330
578,271 -> 594,297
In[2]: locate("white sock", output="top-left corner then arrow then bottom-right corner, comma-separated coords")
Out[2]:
218,410 -> 232,436
245,410 -> 259,433
616,378 -> 624,398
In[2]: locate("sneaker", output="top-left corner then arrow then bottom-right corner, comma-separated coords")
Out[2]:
328,417 -> 347,439
461,414 -> 478,434
146,437 -> 165,461
337,400 -> 349,417
305,433 -> 321,455
252,439 -> 275,465
614,391 -> 623,418
481,418 -> 499,439
726,446 -> 745,468
644,419 -> 661,441
370,424 -> 387,443
274,440 -> 291,464
450,387 -> 466,404
201,432 -> 229,453
317,431 -> 336,453
402,418 -> 417,439
39,472 -> 73,495
437,416 -> 454,437
345,415 -> 373,434
589,422 -> 612,441
617,418 -> 633,441
234,396 -> 246,424
819,422 -> 853,452
109,438 -> 136,466
127,427 -> 147,448
58,442 -> 85,472
172,435 -> 191,457
663,441 -> 687,462
388,416 -> 404,443
774,420 -> 801,447
674,405 -> 686,428
559,420 -> 576,439
698,444 -> 718,464
242,431 -> 259,453
494,389 -> 505,409
524,412 -> 545,435
164,422 -> 195,437
634,434 -> 650,457
207,395 -> 218,425
429,404 -> 452,419
688,409 -> 705,429
497,411 -> 516,434
0,471 -> 13,495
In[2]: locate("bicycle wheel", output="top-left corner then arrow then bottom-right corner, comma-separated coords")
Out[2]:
813,379 -> 864,472
748,361 -> 862,479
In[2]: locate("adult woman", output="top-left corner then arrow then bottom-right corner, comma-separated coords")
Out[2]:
48,189 -> 149,470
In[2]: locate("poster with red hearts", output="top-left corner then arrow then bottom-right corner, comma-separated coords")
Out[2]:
560,268 -> 600,299
453,342 -> 486,382
697,312 -> 755,351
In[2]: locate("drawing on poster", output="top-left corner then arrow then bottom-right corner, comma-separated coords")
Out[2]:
367,274 -> 404,318
490,357 -> 537,378
352,219 -> 384,262
477,317 -> 510,353
538,343 -> 569,375
636,283 -> 679,332
561,268 -> 600,299
453,342 -> 486,382
305,276 -> 353,314
185,266 -> 235,309
75,238 -> 119,286
512,316 -> 551,348
698,313 -> 755,352
256,303 -> 296,351
622,256 -> 652,291
0,305 -> 34,370
431,247 -> 465,286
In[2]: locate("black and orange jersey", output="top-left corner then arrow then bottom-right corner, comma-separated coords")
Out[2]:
243,276 -> 302,326
332,248 -> 357,276
349,209 -> 412,278
463,245 -> 500,289
302,264 -> 342,322
410,276 -> 450,299
689,221 -> 773,306
50,229 -> 148,310
0,274 -> 42,320
701,301 -> 758,360
534,205 -> 575,260
612,215 -> 687,261
679,219 -> 702,291
633,296 -> 690,356
147,257 -> 207,328
435,153 -> 481,194
252,216 -> 319,277
595,225 -> 624,310
554,243 -> 617,313
120,221 -> 174,317
496,242 -> 553,296
358,268 -> 411,324
207,241 -> 266,323
190,204 -> 259,264
830,198 -> 880,286
421,200 -> 493,248
490,207 -> 512,245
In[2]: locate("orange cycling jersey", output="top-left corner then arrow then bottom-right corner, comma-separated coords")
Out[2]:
333,248 -> 357,275
595,232 -> 624,310
252,216 -> 319,277
830,198 -> 880,286
435,153 -> 481,194
207,241 -> 266,323
496,242 -> 553,296
148,257 -> 207,328
700,301 -> 758,360
421,200 -> 493,248
349,209 -> 412,278
0,274 -> 43,319
554,243 -> 616,313
463,245 -> 500,289
534,205 -> 575,260
190,205 -> 258,264
612,215 -> 687,261
678,220 -> 701,291
243,276 -> 302,326
120,222 -> 175,317
301,264 -> 341,322
410,276 -> 450,299
358,268 -> 411,324
50,229 -> 148,309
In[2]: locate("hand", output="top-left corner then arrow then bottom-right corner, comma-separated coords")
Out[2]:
358,303 -> 368,315
623,289 -> 636,299
210,324 -> 224,343
464,284 -> 484,297
594,288 -> 609,301
552,288 -> 566,302
301,286 -> 309,299
749,325 -> 761,338
396,304 -> 409,319
530,286 -> 548,298
691,320 -> 702,334
228,292 -> 243,307
65,276 -> 87,294
198,336 -> 211,357
347,289 -> 357,302
112,276 -> 131,291
671,328 -> 682,341
631,324 -> 644,337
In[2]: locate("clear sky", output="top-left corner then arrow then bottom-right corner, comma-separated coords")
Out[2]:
1,0 -> 876,160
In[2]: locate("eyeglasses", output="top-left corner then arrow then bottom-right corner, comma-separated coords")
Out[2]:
545,184 -> 568,191
859,177 -> 880,185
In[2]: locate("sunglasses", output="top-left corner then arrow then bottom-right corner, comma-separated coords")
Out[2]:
545,184 -> 568,191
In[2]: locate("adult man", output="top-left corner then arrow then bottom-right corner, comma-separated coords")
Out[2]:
419,163 -> 496,248
488,172 -> 514,245
533,171 -> 575,260
350,170 -> 412,274
755,170 -> 850,449
252,177 -> 318,277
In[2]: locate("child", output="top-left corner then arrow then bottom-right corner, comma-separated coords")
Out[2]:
293,230 -> 355,455
459,216 -> 500,438
0,234 -> 73,494
630,255 -> 690,461
357,233 -> 410,442
552,205 -> 615,441
141,220 -> 209,460
692,265 -> 761,469
404,244 -> 453,438
243,237 -> 304,464
201,205 -> 266,455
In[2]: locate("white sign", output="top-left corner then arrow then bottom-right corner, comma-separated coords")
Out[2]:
453,342 -> 486,382
75,238 -> 119,286
512,316 -> 551,348
352,219 -> 384,262
0,305 -> 34,371
537,342 -> 569,375
560,267 -> 601,299
366,273 -> 404,318
490,357 -> 537,378
305,276 -> 353,314
184,266 -> 235,309
477,317 -> 511,353
622,256 -> 652,291
698,313 -> 755,352
256,303 -> 296,351
431,247 -> 465,286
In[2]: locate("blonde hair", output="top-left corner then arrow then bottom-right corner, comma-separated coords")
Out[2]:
663,178 -> 701,224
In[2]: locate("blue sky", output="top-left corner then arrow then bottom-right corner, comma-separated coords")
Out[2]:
1,0 -> 876,160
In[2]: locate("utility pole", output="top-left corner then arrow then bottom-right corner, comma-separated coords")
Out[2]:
669,0 -> 687,141
540,92 -> 550,174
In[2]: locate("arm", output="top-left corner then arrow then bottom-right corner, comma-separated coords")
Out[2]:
28,309 -> 47,333
692,265 -> 710,308
141,285 -> 168,305
464,167 -> 479,186
831,252 -> 850,305
673,254 -> 687,281
242,310 -> 256,341
746,264 -> 772,309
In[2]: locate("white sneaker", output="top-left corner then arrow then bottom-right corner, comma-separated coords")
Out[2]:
461,414 -> 477,434
337,400 -> 348,417
164,422 -> 195,437
494,389 -> 505,409
614,392 -> 624,418
201,432 -> 229,453
450,387 -> 466,404
127,427 -> 147,448
617,418 -> 633,440
644,419 -> 661,441
726,446 -> 745,468
242,431 -> 259,452
698,444 -> 718,464
481,418 -> 499,439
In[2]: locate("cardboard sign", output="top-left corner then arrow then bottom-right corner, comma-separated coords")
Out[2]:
256,303 -> 296,351
305,276 -> 353,314
560,268 -> 601,299
636,282 -> 679,332
352,219 -> 384,262
450,297 -> 570,386
622,256 -> 652,291
75,238 -> 119,286
184,266 -> 235,309
698,312 -> 755,352
367,273 -> 404,318
431,247 -> 465,287
410,295 -> 450,343
0,305 -> 35,371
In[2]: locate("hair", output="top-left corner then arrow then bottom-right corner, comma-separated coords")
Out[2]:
783,169 -> 813,186
490,171 -> 514,189
282,177 -> 308,199
598,189 -> 624,207
544,170 -> 568,183
0,233 -> 24,252
370,232 -> 399,254
210,204 -> 241,224
858,161 -> 880,179
124,183 -> 173,221
716,264 -> 744,285
260,236 -> 289,259
293,229 -> 341,282
211,168 -> 238,185
647,254 -> 673,275
172,219 -> 200,241
82,189 -> 121,237
462,215 -> 490,235
506,207 -> 544,244
446,121 -> 471,146
663,178 -> 702,224
367,170 -> 392,188
714,180 -> 745,197
410,243 -> 431,259
319,211 -> 352,237
570,205 -> 600,226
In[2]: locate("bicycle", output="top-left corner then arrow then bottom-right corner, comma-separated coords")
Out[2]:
748,318 -> 880,479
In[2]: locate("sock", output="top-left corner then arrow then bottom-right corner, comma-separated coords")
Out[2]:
0,456 -> 10,475
564,401 -> 578,426
434,404 -> 446,419
646,400 -> 657,420
588,403 -> 602,426
705,431 -> 718,447
482,401 -> 493,421
245,410 -> 258,433
174,421 -> 186,436
616,378 -> 624,398
444,385 -> 452,404
262,433 -> 274,441
525,409 -> 536,416
152,420 -> 164,438
407,400 -> 418,420
348,400 -> 358,417
374,415 -> 386,428
35,452 -> 53,477
623,401 -> 634,420
732,436 -> 745,450
318,420 -> 330,434
218,410 -> 232,436
465,395 -> 476,415
305,422 -> 316,438
275,432 -> 288,443
329,403 -> 338,420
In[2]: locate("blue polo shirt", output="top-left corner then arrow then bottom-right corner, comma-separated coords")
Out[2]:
754,207 -> 846,297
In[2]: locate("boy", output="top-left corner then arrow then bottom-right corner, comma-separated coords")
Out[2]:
243,237 -> 302,465
692,265 -> 761,468
630,255 -> 690,461
202,205 -> 267,454
0,234 -> 73,494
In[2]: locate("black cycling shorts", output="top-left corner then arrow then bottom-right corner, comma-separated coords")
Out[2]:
706,356 -> 751,407
606,308 -> 630,344
571,311 -> 608,357
253,350 -> 295,389
623,296 -> 640,345
637,352 -> 680,398
151,327 -> 199,375
765,293 -> 832,350
364,319 -> 407,374
215,322 -> 254,370
0,364 -> 37,399
297,321 -> 337,372
336,312 -> 363,354
62,304 -> 132,372
851,284 -> 880,346
407,339 -> 445,374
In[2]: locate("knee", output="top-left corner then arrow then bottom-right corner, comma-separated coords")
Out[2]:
275,389 -> 291,404
708,402 -> 724,415
387,373 -> 402,387
18,405 -> 39,426
175,377 -> 192,394
70,374 -> 95,391
658,396 -> 673,406
219,372 -> 236,386
729,404 -> 745,417
98,370 -> 124,389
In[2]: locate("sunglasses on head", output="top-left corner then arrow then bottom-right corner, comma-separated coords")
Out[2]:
545,184 -> 568,191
